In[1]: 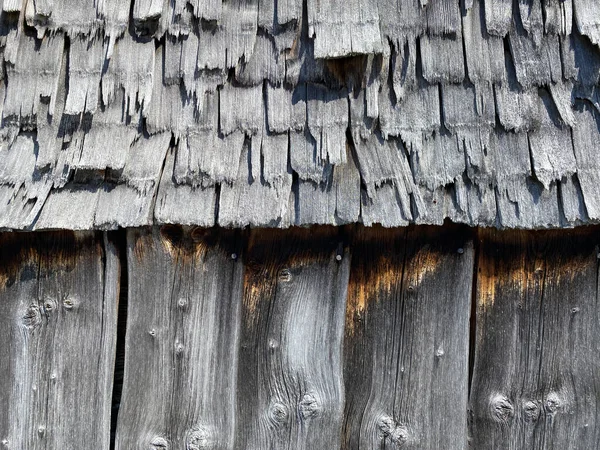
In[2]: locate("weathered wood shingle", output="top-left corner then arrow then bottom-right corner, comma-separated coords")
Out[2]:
0,0 -> 599,229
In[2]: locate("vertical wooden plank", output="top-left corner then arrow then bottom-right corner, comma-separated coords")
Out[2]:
235,228 -> 350,449
470,229 -> 600,449
116,226 -> 243,449
343,226 -> 474,449
0,231 -> 118,449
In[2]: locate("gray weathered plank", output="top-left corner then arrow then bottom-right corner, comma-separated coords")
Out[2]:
343,226 -> 474,449
470,229 -> 600,449
116,227 -> 243,449
0,231 -> 118,449
235,228 -> 349,449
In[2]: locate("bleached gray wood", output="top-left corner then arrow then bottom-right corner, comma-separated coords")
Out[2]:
571,103 -> 600,220
462,0 -> 506,85
410,131 -> 465,190
483,0 -> 513,36
25,0 -> 100,36
219,84 -> 264,136
72,89 -> 137,171
420,34 -> 465,83
378,0 -> 424,42
34,186 -> 100,230
3,33 -> 64,120
527,90 -> 576,189
306,84 -> 348,165
235,34 -> 285,86
154,147 -> 217,226
235,228 -> 349,449
470,229 -> 600,449
0,134 -> 52,230
559,174 -> 589,225
218,138 -> 293,227
360,182 -> 412,226
101,32 -> 155,115
390,38 -> 418,102
0,231 -> 117,449
508,23 -> 562,88
344,227 -> 473,449
379,82 -> 440,144
99,0 -> 132,55
292,143 -> 360,226
573,0 -> 600,46
560,32 -> 600,86
117,227 -> 243,449
65,37 -> 104,114
266,84 -> 305,133
543,0 -> 572,35
425,0 -> 462,35
307,0 -> 382,58
289,129 -> 330,183
145,46 -> 198,137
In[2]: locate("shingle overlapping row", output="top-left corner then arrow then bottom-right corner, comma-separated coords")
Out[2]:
0,0 -> 599,229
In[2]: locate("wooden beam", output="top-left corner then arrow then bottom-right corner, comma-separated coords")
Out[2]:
343,225 -> 474,449
0,231 -> 118,449
470,229 -> 600,448
116,226 -> 243,449
235,227 -> 350,449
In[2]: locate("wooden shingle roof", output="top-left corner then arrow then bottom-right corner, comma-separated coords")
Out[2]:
1,0 -> 600,229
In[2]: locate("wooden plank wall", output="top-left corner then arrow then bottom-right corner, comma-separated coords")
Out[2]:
0,226 -> 599,449
470,229 -> 600,449
0,231 -> 118,450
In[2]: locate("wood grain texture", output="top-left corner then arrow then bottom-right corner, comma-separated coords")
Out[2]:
235,227 -> 350,449
0,231 -> 118,450
116,226 -> 243,450
470,229 -> 600,449
343,225 -> 474,449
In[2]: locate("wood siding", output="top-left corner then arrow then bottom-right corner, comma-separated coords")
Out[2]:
0,226 -> 599,449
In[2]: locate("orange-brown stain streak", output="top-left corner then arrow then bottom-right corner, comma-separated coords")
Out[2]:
0,231 -> 97,290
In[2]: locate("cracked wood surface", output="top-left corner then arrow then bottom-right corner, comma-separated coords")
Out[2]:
1,225 -> 599,448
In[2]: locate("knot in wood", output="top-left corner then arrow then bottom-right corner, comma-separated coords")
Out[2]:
268,401 -> 288,425
43,298 -> 58,313
186,427 -> 211,450
545,392 -> 562,414
489,394 -> 514,423
278,269 -> 292,282
149,436 -> 169,450
522,400 -> 540,422
435,347 -> 444,357
62,297 -> 77,310
22,304 -> 42,329
299,393 -> 321,419
377,415 -> 409,445
175,342 -> 185,355
37,426 -> 45,435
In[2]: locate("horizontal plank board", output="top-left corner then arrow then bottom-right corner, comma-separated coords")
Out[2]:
0,231 -> 118,450
116,226 -> 243,449
470,229 -> 600,449
343,225 -> 474,449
